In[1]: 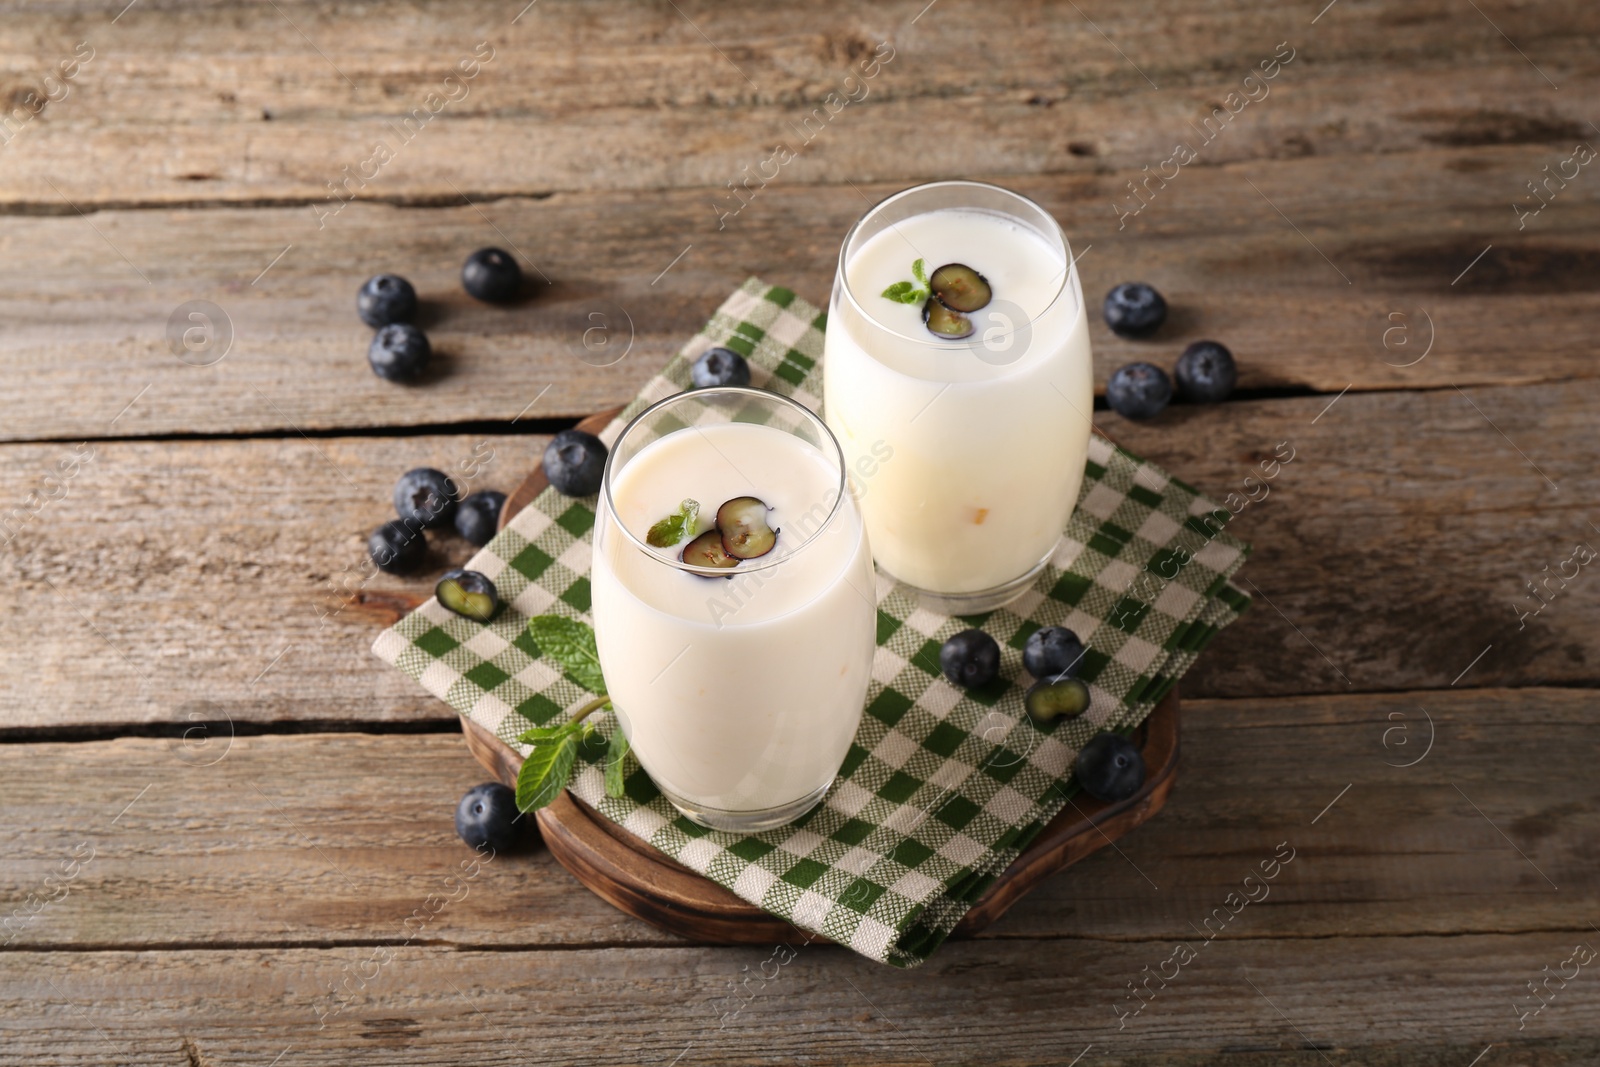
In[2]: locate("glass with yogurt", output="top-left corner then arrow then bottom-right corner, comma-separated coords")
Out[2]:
592,387 -> 876,831
824,180 -> 1093,613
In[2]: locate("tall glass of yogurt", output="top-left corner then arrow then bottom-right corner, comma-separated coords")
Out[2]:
824,180 -> 1094,614
592,387 -> 876,831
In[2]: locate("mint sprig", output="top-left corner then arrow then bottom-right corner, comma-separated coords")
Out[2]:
515,725 -> 582,812
526,614 -> 606,694
646,498 -> 701,548
514,615 -> 634,812
881,257 -> 929,305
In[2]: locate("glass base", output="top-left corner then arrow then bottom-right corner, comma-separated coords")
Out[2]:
891,552 -> 1052,616
658,779 -> 832,833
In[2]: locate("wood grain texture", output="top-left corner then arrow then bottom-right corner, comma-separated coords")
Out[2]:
0,0 -> 1594,206
0,372 -> 1592,730
457,694 -> 1178,944
0,144 -> 1595,441
0,0 -> 1590,1059
3,934 -> 1597,1065
3,689 -> 1592,951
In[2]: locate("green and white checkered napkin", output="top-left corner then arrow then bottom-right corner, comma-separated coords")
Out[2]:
373,278 -> 1251,968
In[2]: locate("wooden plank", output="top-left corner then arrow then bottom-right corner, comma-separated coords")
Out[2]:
2,145 -> 1597,441
0,0 -> 1594,206
2,935 -> 1596,1065
0,433 -> 542,728
1134,382 -> 1600,699
2,689 -> 1592,950
0,370 -> 1592,730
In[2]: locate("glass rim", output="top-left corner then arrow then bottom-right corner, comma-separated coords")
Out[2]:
600,385 -> 850,577
834,179 -> 1077,348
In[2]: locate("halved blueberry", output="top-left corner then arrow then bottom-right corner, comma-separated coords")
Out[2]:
454,490 -> 506,546
1103,282 -> 1167,338
394,467 -> 460,528
1023,626 -> 1086,679
357,274 -> 417,328
929,263 -> 992,313
682,529 -> 738,570
1025,677 -> 1091,725
939,629 -> 1000,688
1075,732 -> 1146,802
1175,340 -> 1238,403
923,297 -> 974,339
436,569 -> 500,622
368,323 -> 431,382
455,782 -> 522,854
542,430 -> 608,497
716,496 -> 777,559
368,519 -> 427,574
690,347 -> 752,389
461,247 -> 522,304
1106,362 -> 1173,420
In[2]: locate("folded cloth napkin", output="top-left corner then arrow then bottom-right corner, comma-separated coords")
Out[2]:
374,278 -> 1251,967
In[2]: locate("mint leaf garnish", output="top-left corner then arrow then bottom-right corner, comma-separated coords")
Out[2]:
605,729 -> 631,798
880,259 -> 931,305
646,515 -> 682,547
646,498 -> 700,548
514,620 -> 631,814
526,614 -> 607,694
515,728 -> 579,813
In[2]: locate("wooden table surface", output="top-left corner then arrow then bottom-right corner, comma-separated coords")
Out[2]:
3,1 -> 1597,1063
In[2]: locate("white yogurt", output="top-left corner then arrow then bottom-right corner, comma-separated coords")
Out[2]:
591,421 -> 875,821
824,206 -> 1094,595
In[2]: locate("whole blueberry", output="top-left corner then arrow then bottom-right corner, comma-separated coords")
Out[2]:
394,467 -> 460,528
454,782 -> 522,854
1023,626 -> 1086,680
1075,732 -> 1146,803
939,629 -> 1001,688
461,247 -> 522,304
1103,282 -> 1167,339
543,430 -> 608,497
1174,340 -> 1238,403
368,519 -> 427,574
357,273 -> 417,328
1106,362 -> 1173,420
690,347 -> 752,389
454,490 -> 507,546
368,323 -> 432,382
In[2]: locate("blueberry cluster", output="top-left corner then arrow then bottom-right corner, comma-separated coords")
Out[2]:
360,247 -> 525,383
1101,282 -> 1239,421
364,463 -> 510,623
937,624 -> 1146,803
365,435 -> 613,621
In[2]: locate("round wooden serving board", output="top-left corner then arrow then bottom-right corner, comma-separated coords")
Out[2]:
477,408 -> 1181,944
